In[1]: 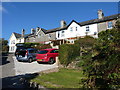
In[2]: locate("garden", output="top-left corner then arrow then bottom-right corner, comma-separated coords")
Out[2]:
27,20 -> 120,89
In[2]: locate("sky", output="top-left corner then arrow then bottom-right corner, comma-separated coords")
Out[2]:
1,2 -> 119,41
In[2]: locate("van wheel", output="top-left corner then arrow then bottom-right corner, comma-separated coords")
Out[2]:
28,58 -> 32,63
49,58 -> 55,64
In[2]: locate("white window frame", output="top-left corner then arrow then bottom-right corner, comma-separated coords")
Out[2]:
70,27 -> 73,32
86,26 -> 90,32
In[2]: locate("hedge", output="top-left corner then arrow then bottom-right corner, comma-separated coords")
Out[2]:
59,44 -> 80,66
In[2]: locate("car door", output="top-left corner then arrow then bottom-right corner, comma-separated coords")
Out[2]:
32,49 -> 37,60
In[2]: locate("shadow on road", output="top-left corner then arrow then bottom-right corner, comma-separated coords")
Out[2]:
1,73 -> 39,89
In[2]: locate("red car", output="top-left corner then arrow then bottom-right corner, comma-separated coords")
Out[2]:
36,48 -> 59,64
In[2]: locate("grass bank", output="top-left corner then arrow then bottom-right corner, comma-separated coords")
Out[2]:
30,68 -> 85,88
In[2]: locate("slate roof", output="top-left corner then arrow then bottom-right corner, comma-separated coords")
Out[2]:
13,32 -> 30,38
41,28 -> 47,33
13,13 -> 120,38
13,32 -> 21,38
45,26 -> 67,33
46,13 -> 120,33
79,14 -> 120,26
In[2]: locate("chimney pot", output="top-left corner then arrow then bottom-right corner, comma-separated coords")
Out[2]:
98,10 -> 104,19
60,20 -> 67,28
31,28 -> 36,34
22,29 -> 25,37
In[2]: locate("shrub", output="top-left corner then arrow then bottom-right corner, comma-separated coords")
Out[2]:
59,44 -> 80,66
17,42 -> 52,50
35,44 -> 52,50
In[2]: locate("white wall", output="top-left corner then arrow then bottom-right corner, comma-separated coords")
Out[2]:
56,21 -> 98,40
9,33 -> 17,53
9,33 -> 25,53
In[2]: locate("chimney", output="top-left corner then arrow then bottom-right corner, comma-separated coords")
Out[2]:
31,28 -> 36,34
21,29 -> 25,37
36,27 -> 40,32
98,10 -> 104,19
60,20 -> 67,28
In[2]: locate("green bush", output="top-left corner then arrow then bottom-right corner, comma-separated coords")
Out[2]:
17,42 -> 52,50
59,44 -> 80,66
35,44 -> 52,50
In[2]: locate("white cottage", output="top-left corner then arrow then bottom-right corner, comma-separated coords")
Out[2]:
9,29 -> 25,53
56,20 -> 98,44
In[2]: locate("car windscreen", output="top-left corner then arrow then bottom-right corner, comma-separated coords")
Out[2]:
37,50 -> 48,54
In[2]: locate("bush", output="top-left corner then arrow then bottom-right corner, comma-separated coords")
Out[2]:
35,44 -> 52,50
59,44 -> 80,66
17,43 -> 52,50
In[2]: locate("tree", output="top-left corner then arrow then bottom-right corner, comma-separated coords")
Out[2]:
80,20 -> 120,89
1,38 -> 9,52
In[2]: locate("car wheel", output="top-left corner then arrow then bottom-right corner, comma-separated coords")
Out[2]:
28,58 -> 32,63
49,58 -> 55,64
37,61 -> 41,64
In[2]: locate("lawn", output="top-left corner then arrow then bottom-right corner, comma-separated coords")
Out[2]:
30,68 -> 86,88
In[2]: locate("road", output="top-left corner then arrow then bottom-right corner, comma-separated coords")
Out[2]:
1,53 -> 30,89
1,53 -> 58,89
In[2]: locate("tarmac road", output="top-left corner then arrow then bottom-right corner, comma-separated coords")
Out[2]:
1,54 -> 30,89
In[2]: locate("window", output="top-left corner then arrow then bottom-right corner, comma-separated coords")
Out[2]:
50,49 -> 58,53
11,46 -> 14,51
94,32 -> 97,35
76,27 -> 78,31
10,47 -> 12,51
19,39 -> 21,43
38,50 -> 48,54
107,21 -> 113,29
11,40 -> 15,44
70,27 -> 73,31
86,26 -> 89,31
71,41 -> 74,43
61,31 -> 65,37
62,31 -> 64,33
48,34 -> 51,38
58,31 -> 60,38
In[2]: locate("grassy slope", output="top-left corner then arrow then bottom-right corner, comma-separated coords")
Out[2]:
30,68 -> 85,88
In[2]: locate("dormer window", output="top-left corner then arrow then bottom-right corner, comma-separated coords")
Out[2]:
86,26 -> 89,31
70,27 -> 73,32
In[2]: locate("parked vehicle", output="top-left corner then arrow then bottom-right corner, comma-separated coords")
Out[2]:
36,48 -> 59,64
15,46 -> 26,56
16,48 -> 37,63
